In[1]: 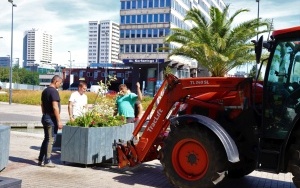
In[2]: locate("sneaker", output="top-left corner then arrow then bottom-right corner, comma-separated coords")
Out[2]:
44,161 -> 55,168
37,161 -> 43,166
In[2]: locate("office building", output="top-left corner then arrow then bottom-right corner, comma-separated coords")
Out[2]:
23,29 -> 53,67
87,20 -> 121,66
119,0 -> 225,95
0,57 -> 19,67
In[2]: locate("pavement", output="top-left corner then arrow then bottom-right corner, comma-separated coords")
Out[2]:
0,102 -> 297,188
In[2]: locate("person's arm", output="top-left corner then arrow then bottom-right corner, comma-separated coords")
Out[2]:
137,103 -> 143,119
68,101 -> 74,121
41,102 -> 45,115
53,101 -> 63,129
136,82 -> 142,101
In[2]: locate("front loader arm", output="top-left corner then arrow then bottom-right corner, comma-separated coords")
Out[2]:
115,74 -> 252,168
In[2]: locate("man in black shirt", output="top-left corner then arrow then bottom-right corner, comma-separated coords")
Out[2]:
38,75 -> 63,167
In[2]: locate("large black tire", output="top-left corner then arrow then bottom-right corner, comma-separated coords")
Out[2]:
160,124 -> 227,188
227,157 -> 256,178
289,130 -> 300,188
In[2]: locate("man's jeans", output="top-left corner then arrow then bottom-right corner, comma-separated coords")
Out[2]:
38,114 -> 57,163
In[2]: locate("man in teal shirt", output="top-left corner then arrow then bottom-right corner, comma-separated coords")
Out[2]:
115,82 -> 142,123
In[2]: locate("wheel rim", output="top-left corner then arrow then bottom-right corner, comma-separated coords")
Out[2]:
172,138 -> 209,181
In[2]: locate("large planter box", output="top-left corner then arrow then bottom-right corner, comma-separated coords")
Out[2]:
0,125 -> 10,172
61,123 -> 134,165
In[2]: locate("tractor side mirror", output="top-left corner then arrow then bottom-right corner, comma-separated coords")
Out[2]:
254,36 -> 263,64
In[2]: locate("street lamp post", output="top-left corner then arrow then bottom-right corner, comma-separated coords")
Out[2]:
256,0 -> 260,41
8,0 -> 16,105
68,51 -> 72,89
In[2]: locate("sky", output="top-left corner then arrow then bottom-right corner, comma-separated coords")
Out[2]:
0,0 -> 299,68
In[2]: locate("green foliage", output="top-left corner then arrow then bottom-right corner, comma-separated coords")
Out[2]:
249,65 -> 263,81
165,5 -> 271,76
66,109 -> 126,127
164,66 -> 173,77
0,89 -> 98,105
0,67 -> 39,85
66,76 -> 126,127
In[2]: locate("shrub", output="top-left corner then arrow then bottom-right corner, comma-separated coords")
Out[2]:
66,76 -> 126,127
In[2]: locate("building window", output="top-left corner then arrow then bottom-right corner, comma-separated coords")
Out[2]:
142,14 -> 147,23
125,44 -> 130,53
126,1 -> 131,9
148,14 -> 153,22
166,0 -> 171,7
147,29 -> 152,37
148,0 -> 153,8
121,1 -> 125,9
132,0 -> 136,8
147,44 -> 152,52
143,0 -> 147,8
154,14 -> 158,22
137,0 -> 142,8
136,44 -> 140,52
117,73 -> 124,78
136,29 -> 141,38
160,0 -> 165,7
130,45 -> 135,53
153,44 -> 158,52
120,45 -> 124,53
120,30 -> 124,38
141,44 -> 146,52
154,0 -> 159,7
159,28 -> 164,37
132,15 -> 136,23
131,29 -> 135,38
126,15 -> 130,23
165,13 -> 170,22
125,30 -> 130,38
153,29 -> 158,37
142,29 -> 147,37
136,15 -> 142,23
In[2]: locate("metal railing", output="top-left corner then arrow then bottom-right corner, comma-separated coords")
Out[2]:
0,81 -> 45,91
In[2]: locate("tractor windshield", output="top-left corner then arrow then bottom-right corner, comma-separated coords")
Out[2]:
263,38 -> 300,138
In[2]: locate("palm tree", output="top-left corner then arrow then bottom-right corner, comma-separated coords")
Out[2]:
165,5 -> 271,77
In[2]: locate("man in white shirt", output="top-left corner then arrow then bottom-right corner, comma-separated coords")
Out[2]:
68,81 -> 88,121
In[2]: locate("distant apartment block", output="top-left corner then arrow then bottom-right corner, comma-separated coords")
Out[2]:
87,20 -> 121,66
0,57 -> 20,67
23,29 -> 53,67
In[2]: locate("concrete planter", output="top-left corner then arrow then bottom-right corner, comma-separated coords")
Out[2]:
0,125 -> 10,172
61,123 -> 134,165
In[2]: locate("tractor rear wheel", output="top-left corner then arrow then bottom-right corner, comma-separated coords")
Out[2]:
289,143 -> 300,188
160,124 -> 227,188
227,157 -> 256,178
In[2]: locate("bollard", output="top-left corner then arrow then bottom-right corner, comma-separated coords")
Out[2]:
0,125 -> 10,172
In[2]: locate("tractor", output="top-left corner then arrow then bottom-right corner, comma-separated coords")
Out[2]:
113,26 -> 300,187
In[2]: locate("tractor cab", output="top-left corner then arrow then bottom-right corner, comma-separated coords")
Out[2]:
255,27 -> 300,172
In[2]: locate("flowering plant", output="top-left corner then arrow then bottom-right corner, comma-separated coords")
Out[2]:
66,75 -> 126,127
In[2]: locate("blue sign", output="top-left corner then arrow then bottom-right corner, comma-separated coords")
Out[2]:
123,59 -> 164,64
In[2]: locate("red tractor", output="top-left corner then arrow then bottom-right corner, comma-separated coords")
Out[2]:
113,26 -> 300,187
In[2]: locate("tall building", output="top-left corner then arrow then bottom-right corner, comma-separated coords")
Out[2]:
119,0 -> 226,95
87,20 -> 121,66
23,29 -> 53,67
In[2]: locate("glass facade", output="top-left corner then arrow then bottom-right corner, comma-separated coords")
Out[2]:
121,0 -> 171,9
120,0 -> 225,94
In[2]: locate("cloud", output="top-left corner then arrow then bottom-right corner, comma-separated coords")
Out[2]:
0,0 -> 119,67
0,0 -> 299,68
226,0 -> 300,30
